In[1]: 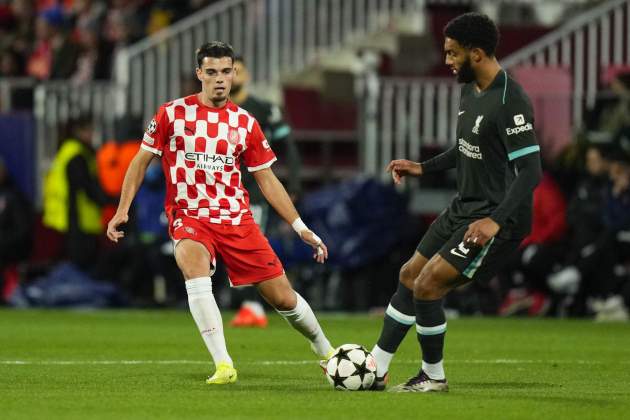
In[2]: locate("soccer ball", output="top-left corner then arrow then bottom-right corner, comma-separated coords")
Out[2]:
325,344 -> 377,391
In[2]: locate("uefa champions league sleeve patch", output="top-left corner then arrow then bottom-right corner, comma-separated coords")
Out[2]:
146,118 -> 158,135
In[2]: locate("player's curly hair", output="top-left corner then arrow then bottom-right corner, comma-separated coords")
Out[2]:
196,41 -> 235,68
444,13 -> 500,57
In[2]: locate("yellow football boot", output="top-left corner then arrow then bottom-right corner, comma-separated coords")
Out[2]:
206,362 -> 238,385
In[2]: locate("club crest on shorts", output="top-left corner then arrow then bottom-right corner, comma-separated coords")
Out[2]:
228,128 -> 240,145
185,226 -> 196,235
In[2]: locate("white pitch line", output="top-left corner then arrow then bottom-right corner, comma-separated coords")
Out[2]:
1,359 -> 628,366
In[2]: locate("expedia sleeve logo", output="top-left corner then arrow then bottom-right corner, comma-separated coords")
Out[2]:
513,114 -> 525,126
506,114 -> 533,136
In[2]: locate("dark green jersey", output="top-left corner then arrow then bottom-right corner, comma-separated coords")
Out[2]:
449,70 -> 540,239
236,95 -> 301,216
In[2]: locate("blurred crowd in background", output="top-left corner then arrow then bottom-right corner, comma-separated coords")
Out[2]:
0,0 -> 222,81
0,0 -> 629,322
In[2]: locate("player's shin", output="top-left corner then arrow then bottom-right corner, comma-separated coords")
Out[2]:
372,282 -> 415,377
415,298 -> 446,380
276,292 -> 333,358
185,277 -> 233,366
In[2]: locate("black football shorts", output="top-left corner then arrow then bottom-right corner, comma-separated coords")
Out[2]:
416,210 -> 521,283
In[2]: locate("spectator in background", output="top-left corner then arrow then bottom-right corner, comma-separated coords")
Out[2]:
69,0 -> 106,35
599,69 -> 630,136
548,146 -> 630,320
105,2 -> 142,79
26,5 -> 79,80
6,0 -> 35,62
0,4 -> 17,52
0,47 -> 24,77
228,56 -> 300,327
95,116 -> 180,305
103,0 -> 141,45
43,116 -> 112,271
71,18 -> 112,83
592,150 -> 630,321
145,0 -> 178,35
0,156 -> 32,303
96,116 -> 142,225
498,170 -> 567,316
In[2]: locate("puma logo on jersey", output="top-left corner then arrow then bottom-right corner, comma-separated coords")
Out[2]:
472,115 -> 484,134
450,241 -> 470,259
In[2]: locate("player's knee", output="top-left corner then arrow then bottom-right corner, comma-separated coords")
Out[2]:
399,263 -> 415,289
178,264 -> 207,280
174,241 -> 211,280
413,264 -> 442,299
271,291 -> 297,311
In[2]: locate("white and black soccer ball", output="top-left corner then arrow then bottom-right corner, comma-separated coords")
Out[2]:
325,344 -> 377,391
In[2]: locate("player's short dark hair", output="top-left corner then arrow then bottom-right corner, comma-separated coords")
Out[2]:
196,41 -> 234,68
444,12 -> 500,57
233,55 -> 245,65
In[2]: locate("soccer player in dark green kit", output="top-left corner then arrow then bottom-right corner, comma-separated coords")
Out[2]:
369,12 -> 542,392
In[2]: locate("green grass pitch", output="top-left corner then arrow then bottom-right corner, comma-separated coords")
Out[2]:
1,309 -> 629,419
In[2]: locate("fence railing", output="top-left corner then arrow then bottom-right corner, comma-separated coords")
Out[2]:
502,0 -> 630,128
0,77 -> 36,113
114,0 -> 422,123
361,77 -> 460,179
362,0 -> 630,178
32,82 -> 124,205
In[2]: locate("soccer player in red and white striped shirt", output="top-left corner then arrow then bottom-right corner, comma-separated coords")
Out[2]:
107,41 -> 333,384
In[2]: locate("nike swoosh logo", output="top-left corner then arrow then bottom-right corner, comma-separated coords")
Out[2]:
450,248 -> 467,258
458,111 -> 465,116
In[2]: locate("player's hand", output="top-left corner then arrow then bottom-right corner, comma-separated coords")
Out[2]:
106,212 -> 129,243
463,217 -> 500,247
386,159 -> 422,185
300,230 -> 328,264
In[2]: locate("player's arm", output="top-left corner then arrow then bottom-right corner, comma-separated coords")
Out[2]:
465,154 -> 542,245
106,148 -> 154,242
252,167 -> 328,263
386,145 -> 457,184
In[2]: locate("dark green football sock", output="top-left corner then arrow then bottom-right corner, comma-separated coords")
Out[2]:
376,282 -> 415,353
415,298 -> 446,364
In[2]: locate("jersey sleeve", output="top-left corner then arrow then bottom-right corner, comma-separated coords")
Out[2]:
243,119 -> 277,172
497,95 -> 540,161
141,105 -> 169,156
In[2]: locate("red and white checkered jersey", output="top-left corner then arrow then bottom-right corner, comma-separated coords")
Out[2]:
141,94 -> 276,225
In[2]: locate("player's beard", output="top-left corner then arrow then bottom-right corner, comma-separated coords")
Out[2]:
230,83 -> 243,96
457,56 -> 475,84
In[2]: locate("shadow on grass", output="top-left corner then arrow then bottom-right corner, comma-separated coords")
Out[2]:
453,384 -> 616,407
458,382 -> 557,389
